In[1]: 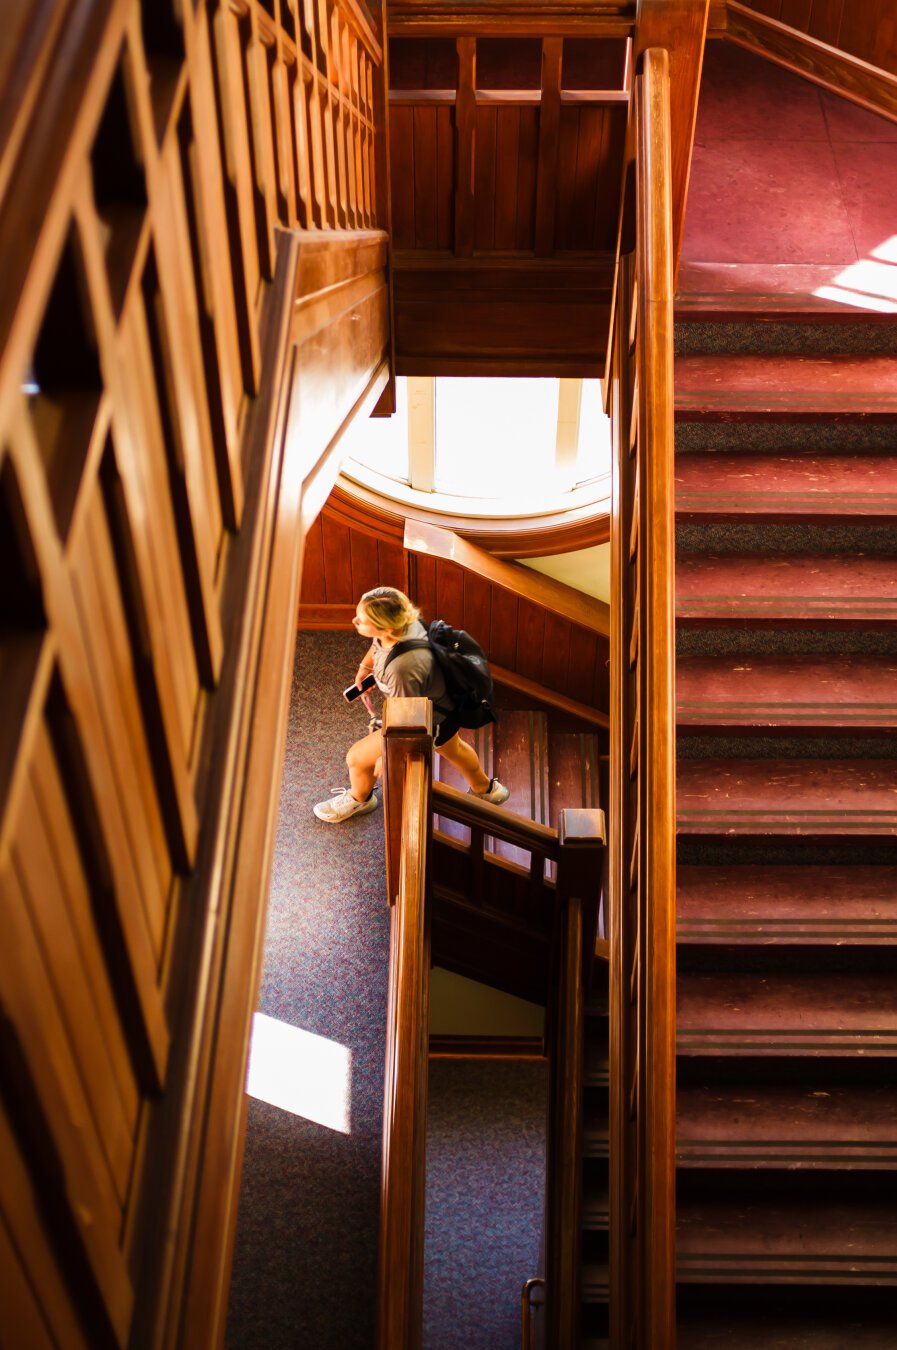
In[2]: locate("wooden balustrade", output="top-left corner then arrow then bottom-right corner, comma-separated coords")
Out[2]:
608,44 -> 677,1350
0,2 -> 391,1346
378,698 -> 432,1350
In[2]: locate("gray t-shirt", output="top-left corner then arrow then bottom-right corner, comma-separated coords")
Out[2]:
371,619 -> 450,723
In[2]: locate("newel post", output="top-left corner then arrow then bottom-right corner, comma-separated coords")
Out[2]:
378,698 -> 432,1350
545,808 -> 606,1349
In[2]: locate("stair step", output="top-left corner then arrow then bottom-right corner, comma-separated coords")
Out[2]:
677,972 -> 897,1056
492,710 -> 549,869
676,655 -> 897,733
675,263 -> 897,319
583,1121 -> 609,1158
677,865 -> 897,945
679,1316 -> 897,1349
677,1082 -> 897,1168
677,1198 -> 897,1283
582,1263 -> 610,1302
547,729 -> 602,829
675,354 -> 897,421
585,1040 -> 609,1087
676,554 -> 897,627
582,1187 -> 610,1231
677,759 -> 897,838
676,452 -> 897,520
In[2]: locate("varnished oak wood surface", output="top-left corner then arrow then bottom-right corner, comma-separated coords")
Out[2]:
725,1 -> 897,122
729,0 -> 897,84
0,1 -> 391,1346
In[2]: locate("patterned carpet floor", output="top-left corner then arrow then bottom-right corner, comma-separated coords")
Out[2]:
225,632 -> 547,1349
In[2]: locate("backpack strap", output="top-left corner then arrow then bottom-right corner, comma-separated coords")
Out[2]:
383,637 -> 431,668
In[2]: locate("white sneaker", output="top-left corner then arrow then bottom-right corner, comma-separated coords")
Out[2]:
313,787 -> 379,823
473,778 -> 510,806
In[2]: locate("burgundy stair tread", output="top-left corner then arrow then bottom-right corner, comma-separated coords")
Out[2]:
677,864 -> 897,943
676,655 -> 897,731
676,453 -> 897,519
677,1082 -> 897,1166
678,1317 -> 897,1349
547,730 -> 602,830
678,972 -> 897,1055
677,1199 -> 897,1282
585,1041 -> 609,1085
675,354 -> 897,418
582,1263 -> 610,1300
583,1187 -> 610,1230
676,555 -> 897,624
676,759 -> 897,837
676,263 -> 897,317
492,710 -> 549,869
583,1121 -> 609,1157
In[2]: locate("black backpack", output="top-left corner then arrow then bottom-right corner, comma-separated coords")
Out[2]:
384,618 -> 498,734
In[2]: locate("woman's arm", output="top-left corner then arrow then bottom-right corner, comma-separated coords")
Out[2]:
356,643 -> 376,688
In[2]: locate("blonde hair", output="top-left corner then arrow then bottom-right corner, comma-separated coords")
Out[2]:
359,586 -> 420,636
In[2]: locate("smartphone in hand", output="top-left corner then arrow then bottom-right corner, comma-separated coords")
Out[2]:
343,672 -> 377,701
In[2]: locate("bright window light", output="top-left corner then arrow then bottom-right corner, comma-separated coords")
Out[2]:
341,376 -> 410,481
576,379 -> 612,484
434,377 -> 560,497
813,235 -> 897,313
246,1012 -> 352,1134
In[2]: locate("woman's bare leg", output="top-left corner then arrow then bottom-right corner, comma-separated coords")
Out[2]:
346,729 -> 383,802
434,731 -> 491,794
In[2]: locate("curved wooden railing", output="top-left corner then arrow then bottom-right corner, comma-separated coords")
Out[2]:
608,44 -> 677,1350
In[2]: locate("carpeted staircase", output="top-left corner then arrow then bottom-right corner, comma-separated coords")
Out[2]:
672,306 -> 897,1346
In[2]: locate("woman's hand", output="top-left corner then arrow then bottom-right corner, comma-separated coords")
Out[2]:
356,662 -> 374,690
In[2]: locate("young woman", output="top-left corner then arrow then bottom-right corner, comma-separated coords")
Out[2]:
314,586 -> 510,823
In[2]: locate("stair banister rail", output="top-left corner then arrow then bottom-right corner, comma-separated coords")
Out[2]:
378,697 -> 433,1350
608,44 -> 677,1350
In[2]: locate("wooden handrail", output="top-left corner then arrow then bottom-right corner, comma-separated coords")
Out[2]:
378,698 -> 432,1350
521,1276 -> 546,1350
608,41 -> 677,1350
404,520 -> 610,637
432,780 -> 563,860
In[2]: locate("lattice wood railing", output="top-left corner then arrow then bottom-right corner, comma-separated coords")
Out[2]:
0,2 -> 390,1347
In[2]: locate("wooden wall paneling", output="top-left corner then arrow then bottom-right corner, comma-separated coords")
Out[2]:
349,520 -> 381,593
596,104 -> 627,249
534,36 -> 564,256
454,36 -> 477,257
410,546 -> 437,619
554,104 -> 583,249
516,597 -> 547,684
435,103 -> 454,247
413,104 -> 440,247
489,584 -> 519,668
514,104 -> 539,250
321,509 -> 357,600
390,105 -> 416,247
541,609 -> 574,695
462,568 -> 493,649
474,104 -> 497,250
779,0 -> 813,29
377,533 -> 407,588
567,623 -> 600,706
493,107 -> 522,250
211,4 -> 263,393
434,556 -> 465,624
299,508 -> 327,602
806,0 -> 843,48
577,107 -> 610,249
180,5 -> 247,522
